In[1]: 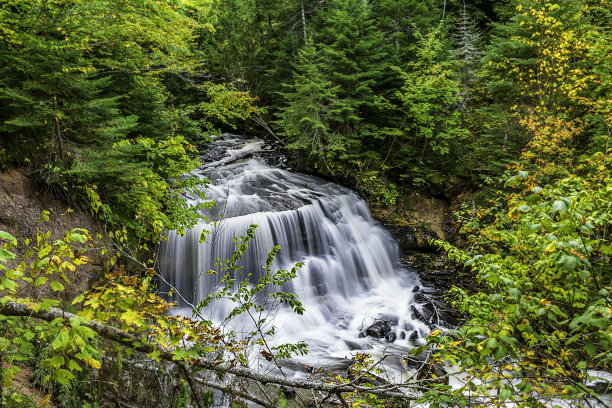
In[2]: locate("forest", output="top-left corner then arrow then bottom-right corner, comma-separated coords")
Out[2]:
0,0 -> 610,407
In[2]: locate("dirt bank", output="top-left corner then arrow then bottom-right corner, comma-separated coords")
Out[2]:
0,167 -> 105,298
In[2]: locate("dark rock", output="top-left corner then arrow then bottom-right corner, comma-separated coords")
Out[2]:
421,302 -> 436,324
585,371 -> 612,394
379,314 -> 399,326
412,285 -> 420,293
280,386 -> 296,399
385,332 -> 397,343
344,340 -> 361,350
409,331 -> 419,341
399,331 -> 406,340
411,305 -> 435,328
442,218 -> 455,243
365,320 -> 392,338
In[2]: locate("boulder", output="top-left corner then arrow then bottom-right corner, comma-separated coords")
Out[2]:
365,320 -> 392,338
385,332 -> 397,343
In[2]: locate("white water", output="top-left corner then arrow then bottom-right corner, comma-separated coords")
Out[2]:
159,135 -> 430,376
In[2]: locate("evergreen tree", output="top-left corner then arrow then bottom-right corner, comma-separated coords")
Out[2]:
275,43 -> 342,174
392,27 -> 468,186
314,0 -> 391,167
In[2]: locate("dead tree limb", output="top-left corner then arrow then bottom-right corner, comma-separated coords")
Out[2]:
1,301 -> 420,403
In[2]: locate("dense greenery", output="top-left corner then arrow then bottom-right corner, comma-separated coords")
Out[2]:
0,0 -> 258,237
0,0 -> 610,407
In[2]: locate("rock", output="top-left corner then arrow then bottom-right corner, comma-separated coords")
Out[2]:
586,370 -> 612,394
280,386 -> 296,399
409,331 -> 419,342
411,305 -> 435,328
399,331 -> 406,340
385,332 -> 397,343
365,320 -> 392,338
421,302 -> 436,324
412,285 -> 420,293
344,340 -> 361,350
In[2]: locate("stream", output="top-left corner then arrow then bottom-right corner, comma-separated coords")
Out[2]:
159,134 -> 433,378
157,134 -> 611,406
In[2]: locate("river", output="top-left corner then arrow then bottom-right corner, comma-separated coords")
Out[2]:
159,134 -> 432,378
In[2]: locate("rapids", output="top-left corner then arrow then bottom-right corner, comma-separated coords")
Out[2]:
159,134 -> 432,377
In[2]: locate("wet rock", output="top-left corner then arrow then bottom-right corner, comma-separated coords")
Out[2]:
280,386 -> 296,399
409,331 -> 419,342
399,331 -> 406,340
379,314 -> 399,326
344,340 -> 362,350
412,285 -> 421,293
586,370 -> 612,394
385,332 -> 397,343
442,218 -> 455,243
421,302 -> 436,323
365,320 -> 392,338
411,305 -> 435,328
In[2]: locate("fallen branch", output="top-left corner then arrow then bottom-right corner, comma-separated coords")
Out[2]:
1,301 -> 420,403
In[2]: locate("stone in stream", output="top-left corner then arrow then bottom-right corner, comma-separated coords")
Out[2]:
280,386 -> 296,399
585,370 -> 612,394
385,332 -> 397,343
365,320 -> 392,338
410,304 -> 435,328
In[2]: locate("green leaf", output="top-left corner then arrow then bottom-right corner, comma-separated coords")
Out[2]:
499,388 -> 512,400
526,194 -> 541,204
70,232 -> 87,243
584,342 -> 596,357
0,231 -> 17,244
50,281 -> 64,292
552,200 -> 568,212
48,355 -> 64,369
53,369 -> 74,386
0,248 -> 16,263
518,204 -> 531,212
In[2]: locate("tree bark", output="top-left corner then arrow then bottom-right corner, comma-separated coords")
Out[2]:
301,2 -> 308,42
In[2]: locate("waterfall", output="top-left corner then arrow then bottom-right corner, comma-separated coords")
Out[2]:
159,135 -> 431,372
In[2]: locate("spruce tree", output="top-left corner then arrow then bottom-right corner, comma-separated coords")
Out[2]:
314,0 -> 391,167
276,43 -> 343,174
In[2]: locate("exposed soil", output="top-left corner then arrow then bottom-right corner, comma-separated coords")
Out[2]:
369,191 -> 461,251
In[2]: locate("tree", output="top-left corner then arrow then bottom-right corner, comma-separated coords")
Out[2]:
0,0 -> 259,238
0,221 -> 425,407
392,27 -> 468,187
426,157 -> 611,406
275,42 -> 343,174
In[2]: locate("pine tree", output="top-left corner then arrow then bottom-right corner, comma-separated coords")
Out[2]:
392,26 -> 467,186
276,42 -> 342,174
314,0 -> 391,167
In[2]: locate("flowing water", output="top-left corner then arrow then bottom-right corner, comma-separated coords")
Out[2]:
159,134 -> 432,378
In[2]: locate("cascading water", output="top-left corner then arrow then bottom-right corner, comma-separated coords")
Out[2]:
159,134 -> 432,376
